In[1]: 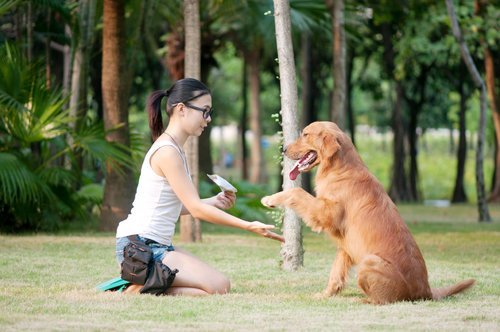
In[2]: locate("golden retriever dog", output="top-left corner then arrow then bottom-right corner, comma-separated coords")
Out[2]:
261,121 -> 474,304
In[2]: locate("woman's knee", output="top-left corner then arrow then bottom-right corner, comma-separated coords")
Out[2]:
211,273 -> 231,294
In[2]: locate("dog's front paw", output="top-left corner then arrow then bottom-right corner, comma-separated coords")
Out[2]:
261,195 -> 278,209
313,289 -> 334,299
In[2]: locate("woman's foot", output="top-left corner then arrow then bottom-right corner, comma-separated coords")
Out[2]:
124,284 -> 142,294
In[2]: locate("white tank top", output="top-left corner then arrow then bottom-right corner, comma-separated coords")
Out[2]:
116,140 -> 190,245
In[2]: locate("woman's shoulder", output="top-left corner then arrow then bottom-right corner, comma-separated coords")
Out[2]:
149,140 -> 183,165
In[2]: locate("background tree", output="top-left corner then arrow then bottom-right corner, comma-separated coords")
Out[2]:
446,0 -> 490,222
325,0 -> 346,129
473,1 -> 500,202
273,0 -> 304,271
180,0 -> 202,242
99,0 -> 136,231
68,0 -> 96,189
370,0 -> 412,203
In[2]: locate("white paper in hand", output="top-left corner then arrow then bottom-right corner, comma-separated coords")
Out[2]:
207,174 -> 237,193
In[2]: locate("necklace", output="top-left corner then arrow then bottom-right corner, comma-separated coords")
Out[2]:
164,131 -> 190,175
164,132 -> 185,155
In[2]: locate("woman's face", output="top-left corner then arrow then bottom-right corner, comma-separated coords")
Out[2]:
182,93 -> 212,137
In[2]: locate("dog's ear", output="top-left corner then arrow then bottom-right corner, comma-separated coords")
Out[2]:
321,131 -> 341,157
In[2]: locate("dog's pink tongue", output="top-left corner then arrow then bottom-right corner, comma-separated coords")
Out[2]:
289,164 -> 300,181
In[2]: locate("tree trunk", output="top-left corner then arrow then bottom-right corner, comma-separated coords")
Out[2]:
475,0 -> 500,201
100,0 -> 136,231
273,0 -> 304,271
181,0 -> 202,242
248,48 -> 266,184
198,60 -> 213,177
388,81 -> 410,202
239,58 -> 249,180
380,23 -> 410,202
346,46 -> 355,145
325,0 -> 346,129
446,0 -> 490,222
69,0 -> 96,189
407,103 -> 419,202
27,2 -> 33,62
300,32 -> 313,194
452,81 -> 468,203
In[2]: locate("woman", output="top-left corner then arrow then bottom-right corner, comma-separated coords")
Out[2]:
116,78 -> 284,296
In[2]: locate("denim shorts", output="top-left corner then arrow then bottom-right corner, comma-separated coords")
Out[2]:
116,235 -> 175,266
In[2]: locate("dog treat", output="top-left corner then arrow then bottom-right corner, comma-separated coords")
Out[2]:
207,174 -> 237,193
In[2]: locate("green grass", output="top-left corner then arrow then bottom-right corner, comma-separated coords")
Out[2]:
1,204 -> 499,331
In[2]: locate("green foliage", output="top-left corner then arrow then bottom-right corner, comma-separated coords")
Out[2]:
0,44 -> 134,232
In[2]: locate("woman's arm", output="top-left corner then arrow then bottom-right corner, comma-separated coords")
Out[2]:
180,191 -> 236,215
151,146 -> 284,242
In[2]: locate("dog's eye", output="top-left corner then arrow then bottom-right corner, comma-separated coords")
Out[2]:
303,133 -> 308,137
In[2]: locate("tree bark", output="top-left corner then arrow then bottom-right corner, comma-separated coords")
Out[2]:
239,58 -> 249,180
404,66 -> 429,203
325,0 -> 346,129
346,46 -> 355,145
452,79 -> 468,203
69,0 -> 96,189
273,0 -> 304,271
380,22 -> 410,203
446,0 -> 491,222
388,81 -> 410,202
300,32 -> 313,194
198,60 -> 213,177
248,48 -> 266,184
100,0 -> 136,231
474,1 -> 500,202
181,0 -> 202,242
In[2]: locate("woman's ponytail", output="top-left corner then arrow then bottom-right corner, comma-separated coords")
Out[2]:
147,90 -> 168,140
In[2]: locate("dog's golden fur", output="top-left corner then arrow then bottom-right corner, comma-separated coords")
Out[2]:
262,121 -> 474,304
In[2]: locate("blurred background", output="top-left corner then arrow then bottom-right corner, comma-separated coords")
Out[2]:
0,0 -> 499,233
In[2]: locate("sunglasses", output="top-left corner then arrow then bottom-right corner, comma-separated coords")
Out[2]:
183,102 -> 214,119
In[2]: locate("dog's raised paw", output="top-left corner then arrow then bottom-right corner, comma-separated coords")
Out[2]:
261,196 -> 276,208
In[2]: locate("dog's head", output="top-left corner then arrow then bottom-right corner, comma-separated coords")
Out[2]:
285,121 -> 347,180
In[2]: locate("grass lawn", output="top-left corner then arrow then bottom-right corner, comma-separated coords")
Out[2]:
1,204 -> 499,331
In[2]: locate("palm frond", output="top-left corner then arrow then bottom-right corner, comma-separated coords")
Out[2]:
71,121 -> 135,175
38,166 -> 76,187
0,43 -> 71,145
0,0 -> 20,15
75,183 -> 103,205
0,152 -> 55,206
290,0 -> 329,33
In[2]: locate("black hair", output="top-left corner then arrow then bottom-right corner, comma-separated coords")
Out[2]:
147,78 -> 211,140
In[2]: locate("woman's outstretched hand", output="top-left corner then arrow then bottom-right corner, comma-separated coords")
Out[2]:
247,221 -> 285,243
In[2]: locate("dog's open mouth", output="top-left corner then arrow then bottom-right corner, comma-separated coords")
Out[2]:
289,151 -> 317,180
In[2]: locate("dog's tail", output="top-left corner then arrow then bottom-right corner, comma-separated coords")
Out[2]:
431,279 -> 475,300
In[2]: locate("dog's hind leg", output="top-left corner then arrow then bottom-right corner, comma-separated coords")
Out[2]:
315,249 -> 353,298
357,254 -> 409,304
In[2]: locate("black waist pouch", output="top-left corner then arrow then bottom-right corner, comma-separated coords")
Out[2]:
140,260 -> 179,295
121,237 -> 153,285
120,235 -> 179,295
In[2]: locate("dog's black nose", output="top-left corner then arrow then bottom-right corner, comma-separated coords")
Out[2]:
283,146 -> 287,154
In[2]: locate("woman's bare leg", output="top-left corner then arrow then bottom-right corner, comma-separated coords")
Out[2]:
123,246 -> 230,296
163,246 -> 230,296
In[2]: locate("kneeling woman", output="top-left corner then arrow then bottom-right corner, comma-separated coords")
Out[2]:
116,78 -> 284,296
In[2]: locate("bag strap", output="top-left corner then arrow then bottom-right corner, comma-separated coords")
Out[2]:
127,234 -> 141,243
